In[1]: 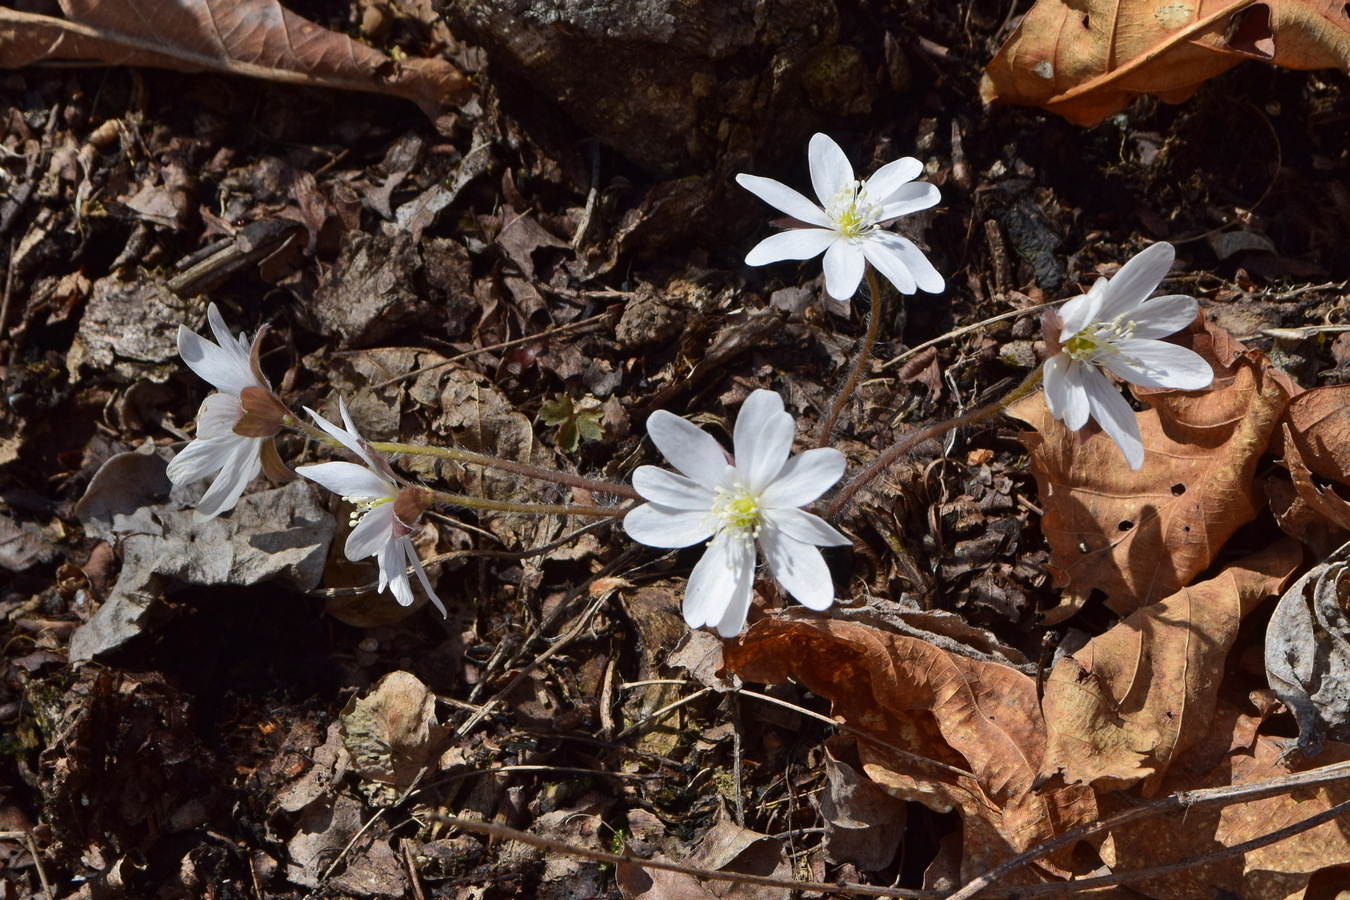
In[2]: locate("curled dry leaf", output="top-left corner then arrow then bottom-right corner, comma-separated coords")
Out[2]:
1264,538 -> 1350,757
723,618 -> 1098,883
982,0 -> 1350,126
1100,734 -> 1350,900
338,671 -> 448,805
0,0 -> 468,119
1038,541 -> 1299,794
1008,331 -> 1293,619
1280,383 -> 1350,487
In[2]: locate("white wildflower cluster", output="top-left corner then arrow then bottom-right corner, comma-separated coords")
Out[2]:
168,134 -> 1216,637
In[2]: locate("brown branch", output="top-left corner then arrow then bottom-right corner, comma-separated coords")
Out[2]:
949,758 -> 1350,899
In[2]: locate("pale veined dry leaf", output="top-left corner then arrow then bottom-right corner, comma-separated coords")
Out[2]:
723,619 -> 1099,884
981,0 -> 1350,125
1038,541 -> 1299,793
1098,734 -> 1350,900
0,0 -> 468,117
1007,329 -> 1292,619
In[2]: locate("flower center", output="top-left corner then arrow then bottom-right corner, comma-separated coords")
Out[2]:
1064,316 -> 1136,362
829,181 -> 881,239
345,495 -> 391,528
709,485 -> 762,543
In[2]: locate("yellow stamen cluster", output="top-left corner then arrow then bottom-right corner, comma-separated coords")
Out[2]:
709,485 -> 763,544
829,181 -> 881,239
345,495 -> 390,527
1064,316 -> 1137,363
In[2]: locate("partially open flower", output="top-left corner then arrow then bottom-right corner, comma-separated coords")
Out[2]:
168,303 -> 292,521
1042,241 -> 1213,469
736,133 -> 943,300
297,399 -> 444,615
623,390 -> 849,637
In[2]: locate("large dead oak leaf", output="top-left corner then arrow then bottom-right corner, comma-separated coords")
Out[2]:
724,619 -> 1098,883
1101,730 -> 1350,900
982,0 -> 1350,125
1008,341 -> 1292,619
0,1 -> 468,117
1038,541 -> 1299,793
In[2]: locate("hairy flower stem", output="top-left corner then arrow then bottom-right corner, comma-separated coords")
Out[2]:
431,492 -> 624,518
815,266 -> 884,448
823,366 -> 1045,519
287,416 -> 639,500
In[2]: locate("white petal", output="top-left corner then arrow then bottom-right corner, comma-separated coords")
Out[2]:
863,156 -> 922,203
744,228 -> 836,266
379,537 -> 413,605
632,466 -> 716,509
1129,294 -> 1199,339
193,438 -> 263,521
623,503 -> 715,548
867,231 -> 943,294
1057,280 -> 1108,339
714,556 -> 756,638
822,239 -> 866,300
406,539 -> 447,615
758,448 -> 846,508
646,410 -> 731,490
733,390 -> 794,493
877,182 -> 941,221
859,235 -> 916,295
1043,354 -> 1091,430
735,174 -> 832,228
191,392 -> 244,439
1098,242 -> 1175,322
297,461 -> 394,500
178,325 -> 258,397
809,133 -> 855,209
305,404 -> 365,459
684,532 -> 749,631
760,526 -> 836,611
1083,372 -> 1144,469
335,398 -> 386,472
167,433 -> 238,485
1102,341 -> 1214,390
346,502 -> 397,561
766,506 -> 850,547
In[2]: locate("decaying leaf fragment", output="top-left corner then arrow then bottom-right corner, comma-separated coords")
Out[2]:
0,0 -> 468,118
983,0 -> 1350,125
1008,334 -> 1292,618
339,670 -> 449,805
1265,538 -> 1350,757
1039,542 -> 1299,793
724,619 -> 1098,883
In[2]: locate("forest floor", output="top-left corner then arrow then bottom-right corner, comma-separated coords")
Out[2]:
3,1 -> 1350,898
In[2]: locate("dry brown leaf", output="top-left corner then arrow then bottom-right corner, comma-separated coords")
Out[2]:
1038,541 -> 1299,793
1100,736 -> 1350,900
982,0 -> 1350,125
1282,384 -> 1350,486
338,671 -> 448,805
724,619 -> 1098,883
1270,423 -> 1350,551
0,1 -> 468,118
617,818 -> 791,900
1007,340 -> 1292,618
1265,539 -> 1350,756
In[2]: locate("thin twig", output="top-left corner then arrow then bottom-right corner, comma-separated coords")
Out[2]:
816,266 -> 885,446
948,757 -> 1350,899
738,689 -> 975,781
434,815 -> 942,899
879,301 -> 1056,371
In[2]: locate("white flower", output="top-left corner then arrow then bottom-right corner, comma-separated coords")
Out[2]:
624,390 -> 850,637
167,303 -> 290,521
297,400 -> 445,615
1042,241 -> 1213,469
736,133 -> 943,301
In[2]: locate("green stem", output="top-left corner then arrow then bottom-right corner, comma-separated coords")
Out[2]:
371,440 -> 639,500
431,491 -> 625,518
286,416 -> 639,500
815,265 -> 884,448
823,365 -> 1045,519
